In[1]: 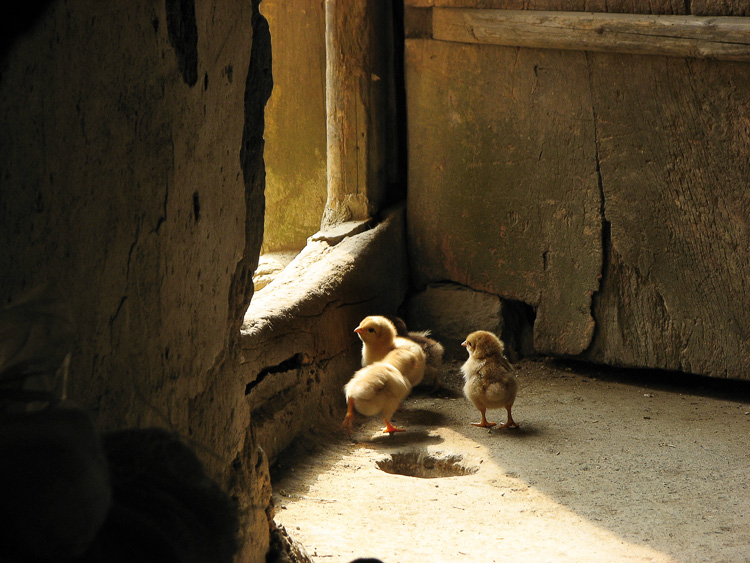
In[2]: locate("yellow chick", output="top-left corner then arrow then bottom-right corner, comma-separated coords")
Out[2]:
342,348 -> 422,435
388,316 -> 444,391
353,316 -> 425,387
461,330 -> 519,429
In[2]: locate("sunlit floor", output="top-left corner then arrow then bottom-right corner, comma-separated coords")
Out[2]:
272,360 -> 750,563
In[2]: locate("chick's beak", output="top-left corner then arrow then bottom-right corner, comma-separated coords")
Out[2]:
354,327 -> 364,335
461,341 -> 467,347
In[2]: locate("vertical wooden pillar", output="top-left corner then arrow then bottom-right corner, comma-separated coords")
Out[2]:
322,0 -> 395,228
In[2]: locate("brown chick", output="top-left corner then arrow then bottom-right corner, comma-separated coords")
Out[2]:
354,316 -> 425,387
342,348 -> 421,435
461,330 -> 518,429
388,316 -> 445,391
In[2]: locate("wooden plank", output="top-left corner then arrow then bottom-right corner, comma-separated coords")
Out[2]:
583,55 -> 750,378
406,0 -> 688,13
432,8 -> 750,60
405,39 -> 603,356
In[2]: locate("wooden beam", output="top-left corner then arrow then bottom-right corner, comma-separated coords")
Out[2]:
431,8 -> 750,61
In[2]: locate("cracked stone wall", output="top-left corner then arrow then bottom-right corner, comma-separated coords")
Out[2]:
405,2 -> 750,379
1,0 -> 275,560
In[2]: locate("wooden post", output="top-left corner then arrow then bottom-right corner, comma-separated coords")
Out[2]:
323,0 -> 395,228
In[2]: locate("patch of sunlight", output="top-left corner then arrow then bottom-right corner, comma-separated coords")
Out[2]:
274,427 -> 677,563
253,251 -> 300,292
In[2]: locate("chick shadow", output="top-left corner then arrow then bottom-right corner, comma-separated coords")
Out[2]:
346,405 -> 449,447
396,407 -> 450,426
412,385 -> 463,400
463,422 -> 542,439
360,429 -> 445,448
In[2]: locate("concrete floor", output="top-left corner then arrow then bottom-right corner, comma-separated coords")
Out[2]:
271,359 -> 750,563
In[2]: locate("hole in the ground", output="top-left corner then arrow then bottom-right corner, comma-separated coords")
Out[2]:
375,451 -> 478,478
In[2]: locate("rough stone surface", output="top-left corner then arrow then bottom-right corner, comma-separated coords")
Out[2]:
1,1 -> 273,560
253,252 -> 300,292
241,209 -> 409,465
407,283 -> 536,362
1,0 -> 257,428
406,283 -> 503,359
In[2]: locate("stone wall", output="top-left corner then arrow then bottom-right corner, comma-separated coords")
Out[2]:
1,0 -> 274,560
405,2 -> 750,378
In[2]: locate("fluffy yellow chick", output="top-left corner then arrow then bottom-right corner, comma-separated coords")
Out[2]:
389,316 -> 445,391
354,316 -> 425,387
342,348 -> 422,435
461,330 -> 519,429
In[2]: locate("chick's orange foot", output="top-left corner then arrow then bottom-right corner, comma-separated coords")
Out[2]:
382,422 -> 406,434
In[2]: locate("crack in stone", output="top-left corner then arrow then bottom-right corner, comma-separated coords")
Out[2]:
245,353 -> 304,396
165,0 -> 199,87
583,52 -> 611,357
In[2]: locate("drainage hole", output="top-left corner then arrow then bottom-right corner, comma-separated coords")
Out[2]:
375,451 -> 478,479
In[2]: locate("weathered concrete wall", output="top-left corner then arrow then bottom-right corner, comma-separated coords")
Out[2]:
262,0 -> 328,253
405,3 -> 750,379
1,0 -> 274,560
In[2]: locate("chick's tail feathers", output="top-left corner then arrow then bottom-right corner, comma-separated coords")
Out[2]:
497,354 -> 515,373
345,369 -> 386,401
408,329 -> 432,338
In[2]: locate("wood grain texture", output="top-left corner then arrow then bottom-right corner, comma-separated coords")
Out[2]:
405,39 -> 603,356
323,0 -> 398,226
584,54 -> 750,377
432,9 -> 750,61
692,0 -> 750,15
404,0 -> 746,16
405,32 -> 750,377
406,0 -> 688,14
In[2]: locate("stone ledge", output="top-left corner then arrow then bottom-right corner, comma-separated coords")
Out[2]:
239,206 -> 408,464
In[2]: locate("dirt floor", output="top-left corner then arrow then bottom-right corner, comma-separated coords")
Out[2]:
270,358 -> 750,563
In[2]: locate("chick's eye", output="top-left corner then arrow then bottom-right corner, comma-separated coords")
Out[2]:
368,328 -> 375,333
